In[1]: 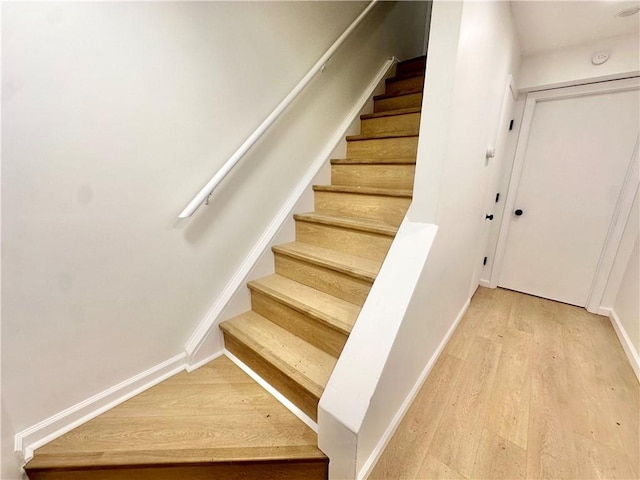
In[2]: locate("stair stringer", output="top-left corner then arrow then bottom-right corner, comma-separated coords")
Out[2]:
184,58 -> 398,370
318,218 -> 438,480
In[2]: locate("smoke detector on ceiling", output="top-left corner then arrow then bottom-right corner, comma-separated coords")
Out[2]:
592,51 -> 610,65
616,6 -> 640,18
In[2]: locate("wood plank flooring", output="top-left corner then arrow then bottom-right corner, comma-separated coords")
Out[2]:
369,287 -> 639,479
26,356 -> 327,479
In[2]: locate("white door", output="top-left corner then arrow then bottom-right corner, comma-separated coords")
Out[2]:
498,80 -> 639,307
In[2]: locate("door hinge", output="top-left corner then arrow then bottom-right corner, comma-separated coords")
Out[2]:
509,119 -> 514,131
495,192 -> 500,203
483,256 -> 488,266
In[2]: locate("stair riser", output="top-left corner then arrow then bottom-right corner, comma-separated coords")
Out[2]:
331,164 -> 416,190
385,76 -> 424,96
250,291 -> 347,358
274,254 -> 372,306
374,93 -> 422,113
26,461 -> 327,480
347,136 -> 418,159
332,158 -> 416,165
223,333 -> 320,421
296,221 -> 392,263
396,58 -> 426,77
360,112 -> 420,136
314,190 -> 411,227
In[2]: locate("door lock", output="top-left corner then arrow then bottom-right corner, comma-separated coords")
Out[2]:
485,214 -> 494,220
514,209 -> 523,216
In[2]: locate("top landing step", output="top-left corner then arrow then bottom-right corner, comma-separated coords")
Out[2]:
396,55 -> 426,77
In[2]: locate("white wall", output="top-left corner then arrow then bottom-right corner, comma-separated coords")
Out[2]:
604,189 -> 640,379
320,2 -> 521,478
1,403 -> 22,480
602,191 -> 639,309
1,0 -> 427,471
519,32 -> 640,92
615,239 -> 639,354
362,0 -> 521,474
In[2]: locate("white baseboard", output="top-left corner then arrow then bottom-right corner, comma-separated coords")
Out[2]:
605,307 -> 640,382
358,297 -> 471,480
185,351 -> 224,373
479,278 -> 491,288
15,353 -> 188,464
224,350 -> 318,433
184,57 -> 397,362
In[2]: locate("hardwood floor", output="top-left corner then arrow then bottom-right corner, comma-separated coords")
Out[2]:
369,287 -> 639,480
25,356 -> 327,479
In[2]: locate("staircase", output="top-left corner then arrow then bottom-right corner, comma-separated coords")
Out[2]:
24,55 -> 425,480
219,55 -> 424,423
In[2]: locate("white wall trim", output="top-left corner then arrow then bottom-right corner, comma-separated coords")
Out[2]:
184,57 -> 398,361
357,298 -> 471,480
479,278 -> 491,288
185,351 -> 224,373
489,92 -> 536,289
223,350 -> 318,433
605,307 -> 640,382
586,136 -> 639,313
14,352 -> 188,464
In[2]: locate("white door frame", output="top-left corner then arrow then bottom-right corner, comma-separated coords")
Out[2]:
470,74 -> 517,296
489,77 -> 640,313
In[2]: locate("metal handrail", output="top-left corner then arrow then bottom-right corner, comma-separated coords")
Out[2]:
178,0 -> 379,218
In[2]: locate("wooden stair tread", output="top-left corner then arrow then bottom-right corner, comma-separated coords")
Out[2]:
294,212 -> 398,236
28,444 -> 325,470
392,70 -> 427,80
331,157 -> 416,165
220,311 -> 337,398
26,356 -> 325,470
396,56 -> 426,75
313,184 -> 413,198
360,107 -> 421,120
386,74 -> 424,85
346,131 -> 418,141
248,274 -> 359,334
374,91 -> 422,101
273,241 -> 381,281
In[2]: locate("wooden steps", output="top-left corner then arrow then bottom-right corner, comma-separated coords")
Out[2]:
346,132 -> 418,158
249,274 -> 358,351
332,162 -> 416,190
313,185 -> 412,227
25,356 -> 328,480
25,55 -> 426,479
221,312 -> 337,422
360,109 -> 421,136
396,55 -> 426,77
374,92 -> 423,113
294,212 -> 396,261
273,241 -> 378,305
385,74 -> 425,96
219,56 -> 425,426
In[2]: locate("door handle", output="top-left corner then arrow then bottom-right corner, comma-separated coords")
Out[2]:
514,209 -> 523,216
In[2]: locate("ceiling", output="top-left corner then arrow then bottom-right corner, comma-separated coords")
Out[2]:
510,1 -> 640,55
